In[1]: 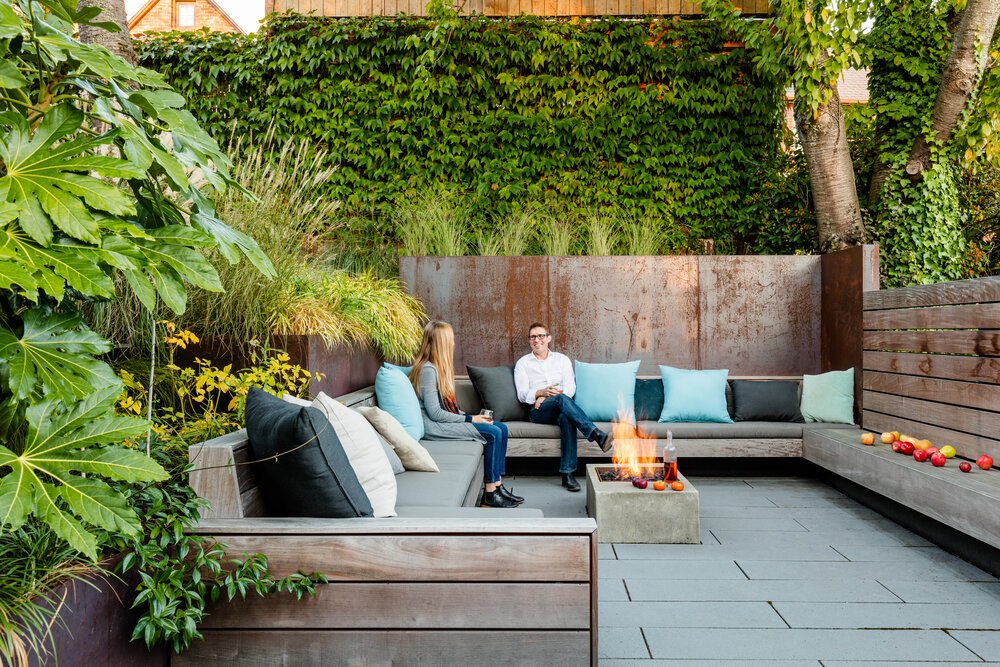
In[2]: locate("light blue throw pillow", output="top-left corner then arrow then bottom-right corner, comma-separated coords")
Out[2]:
573,360 -> 641,422
800,368 -> 855,424
658,366 -> 733,423
374,366 -> 424,441
383,362 -> 412,376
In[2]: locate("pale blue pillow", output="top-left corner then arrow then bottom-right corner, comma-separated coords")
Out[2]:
383,362 -> 412,375
573,360 -> 641,422
374,366 -> 424,440
800,368 -> 855,424
659,366 -> 733,423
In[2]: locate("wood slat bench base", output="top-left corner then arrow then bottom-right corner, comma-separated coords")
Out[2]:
508,437 -> 803,458
803,427 -> 1000,551
174,630 -> 591,666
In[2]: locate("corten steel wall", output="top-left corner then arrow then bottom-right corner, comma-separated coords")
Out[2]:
399,256 -> 831,376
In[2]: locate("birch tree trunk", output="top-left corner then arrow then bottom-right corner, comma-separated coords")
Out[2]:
794,53 -> 865,252
77,0 -> 136,66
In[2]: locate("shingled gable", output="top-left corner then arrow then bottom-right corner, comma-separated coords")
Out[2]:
128,0 -> 246,35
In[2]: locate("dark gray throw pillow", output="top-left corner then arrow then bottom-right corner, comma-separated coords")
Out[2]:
634,379 -> 664,421
731,380 -> 804,423
467,365 -> 530,422
244,387 -> 374,517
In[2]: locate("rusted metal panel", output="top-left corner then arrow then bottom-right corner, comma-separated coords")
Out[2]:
699,255 -> 821,375
401,256 -> 829,376
548,256 -> 699,375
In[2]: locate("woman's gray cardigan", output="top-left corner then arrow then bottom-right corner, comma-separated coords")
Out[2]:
416,363 -> 485,443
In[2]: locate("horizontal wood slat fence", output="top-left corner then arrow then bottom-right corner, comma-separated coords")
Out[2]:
862,276 -> 1000,464
266,0 -> 771,17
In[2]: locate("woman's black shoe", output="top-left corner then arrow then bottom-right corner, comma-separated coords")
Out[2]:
498,485 -> 524,504
481,490 -> 518,508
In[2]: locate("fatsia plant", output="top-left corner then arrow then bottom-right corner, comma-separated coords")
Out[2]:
0,0 -> 274,560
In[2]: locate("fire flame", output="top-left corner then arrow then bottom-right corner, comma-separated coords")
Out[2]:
610,406 -> 660,480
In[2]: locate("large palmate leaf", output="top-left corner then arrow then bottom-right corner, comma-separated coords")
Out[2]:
0,387 -> 165,560
0,105 -> 143,246
0,309 -> 118,401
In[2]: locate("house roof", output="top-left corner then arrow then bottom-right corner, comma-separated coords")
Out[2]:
128,0 -> 246,35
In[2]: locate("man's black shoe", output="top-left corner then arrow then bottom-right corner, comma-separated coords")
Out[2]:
481,490 -> 518,508
498,485 -> 524,504
562,473 -> 581,492
590,428 -> 613,453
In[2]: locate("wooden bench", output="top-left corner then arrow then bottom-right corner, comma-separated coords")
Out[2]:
184,427 -> 599,665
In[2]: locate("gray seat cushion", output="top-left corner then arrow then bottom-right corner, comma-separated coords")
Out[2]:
505,420 -> 805,439
421,440 -> 484,457
505,421 -> 616,438
395,453 -> 482,507
395,506 -> 545,518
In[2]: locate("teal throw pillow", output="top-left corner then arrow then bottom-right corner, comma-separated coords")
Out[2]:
573,360 -> 641,422
800,368 -> 855,424
383,362 -> 412,375
374,366 -> 424,440
658,366 -> 733,423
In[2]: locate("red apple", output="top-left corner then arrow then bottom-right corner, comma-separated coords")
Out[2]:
931,453 -> 946,467
913,449 -> 930,462
635,477 -> 648,489
960,462 -> 973,473
925,447 -> 940,457
900,442 -> 915,455
891,441 -> 903,453
977,455 -> 994,470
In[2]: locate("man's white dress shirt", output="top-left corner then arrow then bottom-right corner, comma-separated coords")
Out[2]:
514,350 -> 576,404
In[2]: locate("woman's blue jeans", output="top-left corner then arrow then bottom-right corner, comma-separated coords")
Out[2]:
530,393 -> 598,474
473,421 -> 508,484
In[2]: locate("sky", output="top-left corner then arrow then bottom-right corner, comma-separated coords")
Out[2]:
124,0 -> 266,34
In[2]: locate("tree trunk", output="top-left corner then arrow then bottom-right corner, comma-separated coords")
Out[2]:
905,0 -> 1000,179
77,0 -> 136,66
795,55 -> 865,252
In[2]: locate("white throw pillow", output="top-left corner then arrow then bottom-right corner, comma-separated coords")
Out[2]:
356,405 -> 439,472
309,393 -> 398,517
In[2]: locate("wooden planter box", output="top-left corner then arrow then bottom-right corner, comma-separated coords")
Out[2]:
26,560 -> 167,667
173,335 -> 383,399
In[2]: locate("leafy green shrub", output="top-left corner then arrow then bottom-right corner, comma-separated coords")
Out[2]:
135,15 -> 786,242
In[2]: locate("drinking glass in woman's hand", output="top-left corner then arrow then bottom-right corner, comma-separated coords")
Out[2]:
479,409 -> 494,422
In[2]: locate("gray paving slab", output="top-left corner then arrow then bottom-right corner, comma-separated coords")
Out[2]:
599,578 -> 630,601
794,517 -> 917,532
598,543 -> 617,560
598,559 -> 748,580
624,578 -> 902,603
878,580 -> 1000,604
763,495 -> 871,509
600,661 -> 821,666
822,662 -> 1000,666
711,529 -> 925,547
738,559 -> 994,582
600,601 -> 786,628
832,545 -> 985,570
643,629 -> 978,661
598,626 -> 650,659
612,542 -> 845,562
702,517 -> 810,532
700,504 -> 883,520
774,601 -> 1000,629
950,630 -> 1000,661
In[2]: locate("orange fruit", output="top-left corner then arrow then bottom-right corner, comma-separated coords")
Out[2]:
652,480 -> 667,491
671,481 -> 685,491
860,433 -> 875,445
880,432 -> 895,444
914,439 -> 932,450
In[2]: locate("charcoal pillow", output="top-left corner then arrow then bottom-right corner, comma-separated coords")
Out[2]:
467,365 -> 530,422
244,388 -> 373,518
634,379 -> 664,421
731,380 -> 804,423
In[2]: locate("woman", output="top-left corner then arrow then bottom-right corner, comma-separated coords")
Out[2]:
409,321 -> 524,508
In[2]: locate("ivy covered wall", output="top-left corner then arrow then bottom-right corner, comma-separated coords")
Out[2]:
137,14 -> 788,244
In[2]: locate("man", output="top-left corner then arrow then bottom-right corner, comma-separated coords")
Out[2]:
514,322 -> 612,492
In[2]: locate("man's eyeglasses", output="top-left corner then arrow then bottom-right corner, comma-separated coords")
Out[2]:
529,334 -> 549,340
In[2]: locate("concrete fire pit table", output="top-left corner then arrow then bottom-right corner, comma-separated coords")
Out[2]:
585,466 -> 700,544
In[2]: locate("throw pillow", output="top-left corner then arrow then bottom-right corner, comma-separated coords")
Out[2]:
384,362 -> 412,375
244,388 -> 373,517
356,405 -> 440,472
634,378 -> 664,421
467,365 -> 530,422
313,393 -> 397,517
376,431 -> 406,475
731,380 -> 804,423
574,360 -> 642,422
800,368 -> 855,424
658,366 -> 733,423
374,366 -> 424,441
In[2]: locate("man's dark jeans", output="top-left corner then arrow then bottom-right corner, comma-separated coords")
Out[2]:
530,393 -> 598,474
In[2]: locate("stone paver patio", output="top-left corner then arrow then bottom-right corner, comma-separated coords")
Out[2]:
508,474 -> 1000,665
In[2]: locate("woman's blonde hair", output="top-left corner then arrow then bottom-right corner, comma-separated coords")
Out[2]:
410,320 -> 456,400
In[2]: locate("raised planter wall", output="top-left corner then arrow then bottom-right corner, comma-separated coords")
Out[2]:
400,250 -> 878,378
173,335 -> 383,398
